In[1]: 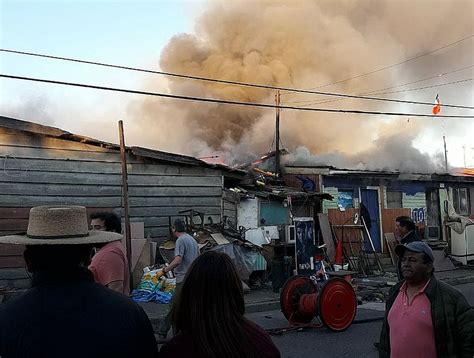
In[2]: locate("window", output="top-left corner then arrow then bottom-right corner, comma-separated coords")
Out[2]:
337,190 -> 353,209
386,190 -> 402,209
453,188 -> 470,215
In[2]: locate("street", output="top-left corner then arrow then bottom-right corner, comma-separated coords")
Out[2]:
246,282 -> 474,357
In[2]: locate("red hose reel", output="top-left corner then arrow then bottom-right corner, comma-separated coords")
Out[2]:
280,276 -> 357,331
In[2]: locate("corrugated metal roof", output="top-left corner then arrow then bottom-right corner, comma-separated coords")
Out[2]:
0,115 -> 246,175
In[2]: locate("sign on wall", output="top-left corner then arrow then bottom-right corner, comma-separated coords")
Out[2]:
411,207 -> 426,224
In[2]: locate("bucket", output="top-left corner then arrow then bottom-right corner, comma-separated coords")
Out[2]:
334,264 -> 349,271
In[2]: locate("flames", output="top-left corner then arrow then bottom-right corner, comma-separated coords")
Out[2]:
455,168 -> 474,176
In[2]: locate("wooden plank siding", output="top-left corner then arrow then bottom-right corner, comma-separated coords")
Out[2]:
222,189 -> 240,227
0,127 -> 225,269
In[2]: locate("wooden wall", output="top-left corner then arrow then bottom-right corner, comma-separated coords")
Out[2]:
381,208 -> 411,235
328,208 -> 412,254
0,127 -> 225,267
222,189 -> 239,227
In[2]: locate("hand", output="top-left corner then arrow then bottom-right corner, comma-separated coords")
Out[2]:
162,267 -> 167,274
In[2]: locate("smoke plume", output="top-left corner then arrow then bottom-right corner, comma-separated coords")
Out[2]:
129,0 -> 473,171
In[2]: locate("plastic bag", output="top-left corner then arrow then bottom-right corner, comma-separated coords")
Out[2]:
132,266 -> 176,303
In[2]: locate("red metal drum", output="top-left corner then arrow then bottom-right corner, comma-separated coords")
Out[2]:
280,276 -> 318,323
317,277 -> 357,331
280,276 -> 357,331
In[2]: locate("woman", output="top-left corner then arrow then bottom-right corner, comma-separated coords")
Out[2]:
159,251 -> 280,358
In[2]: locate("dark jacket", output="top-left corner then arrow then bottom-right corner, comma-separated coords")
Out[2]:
0,267 -> 158,358
379,276 -> 474,358
400,230 -> 419,245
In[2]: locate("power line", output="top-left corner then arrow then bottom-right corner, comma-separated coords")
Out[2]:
286,64 -> 474,105
305,34 -> 474,90
294,77 -> 474,107
368,78 -> 473,96
1,73 -> 473,118
1,48 -> 473,110
364,65 -> 474,95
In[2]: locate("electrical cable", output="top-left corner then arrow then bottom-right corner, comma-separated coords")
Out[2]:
2,73 -> 473,118
295,78 -> 474,107
363,65 -> 474,95
286,64 -> 474,105
366,78 -> 473,96
1,48 -> 473,110
304,34 -> 474,90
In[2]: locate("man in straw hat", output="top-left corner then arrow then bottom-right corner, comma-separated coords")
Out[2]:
0,206 -> 158,358
378,241 -> 474,357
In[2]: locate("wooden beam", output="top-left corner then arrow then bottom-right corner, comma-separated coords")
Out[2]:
118,120 -> 133,290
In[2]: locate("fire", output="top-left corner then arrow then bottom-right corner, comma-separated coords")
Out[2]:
454,168 -> 474,176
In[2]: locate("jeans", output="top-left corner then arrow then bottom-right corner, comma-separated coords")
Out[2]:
158,282 -> 182,337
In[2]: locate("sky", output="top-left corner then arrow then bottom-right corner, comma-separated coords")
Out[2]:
1,0 -> 473,170
0,0 -> 200,129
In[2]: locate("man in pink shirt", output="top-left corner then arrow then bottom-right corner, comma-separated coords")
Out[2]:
378,241 -> 474,357
89,212 -> 130,295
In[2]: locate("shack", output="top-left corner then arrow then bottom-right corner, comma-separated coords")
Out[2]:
0,116 -> 245,270
284,164 -> 474,261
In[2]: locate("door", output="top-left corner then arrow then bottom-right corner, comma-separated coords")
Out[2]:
360,189 -> 381,252
426,188 -> 441,234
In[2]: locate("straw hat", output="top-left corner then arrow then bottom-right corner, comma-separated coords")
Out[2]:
0,206 -> 122,245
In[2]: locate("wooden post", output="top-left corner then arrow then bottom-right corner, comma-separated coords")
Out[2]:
275,90 -> 281,177
118,120 -> 133,289
443,135 -> 448,173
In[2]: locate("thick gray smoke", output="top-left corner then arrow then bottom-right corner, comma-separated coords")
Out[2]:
284,134 -> 445,173
128,0 -> 473,170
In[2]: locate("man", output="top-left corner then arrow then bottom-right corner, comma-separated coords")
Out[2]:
394,215 -> 419,244
89,211 -> 130,294
0,205 -> 158,358
378,241 -> 474,358
158,218 -> 199,339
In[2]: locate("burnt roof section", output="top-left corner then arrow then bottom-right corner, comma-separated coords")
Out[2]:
284,164 -> 474,182
230,185 -> 333,201
0,115 -> 245,175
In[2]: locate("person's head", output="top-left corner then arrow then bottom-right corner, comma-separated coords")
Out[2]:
0,206 -> 122,273
394,216 -> 416,238
90,212 -> 122,233
171,218 -> 186,239
395,242 -> 434,283
24,244 -> 94,272
172,251 -> 252,357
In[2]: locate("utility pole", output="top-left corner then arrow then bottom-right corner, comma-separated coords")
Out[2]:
275,90 -> 281,177
118,120 -> 133,290
443,135 -> 448,173
463,145 -> 466,168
